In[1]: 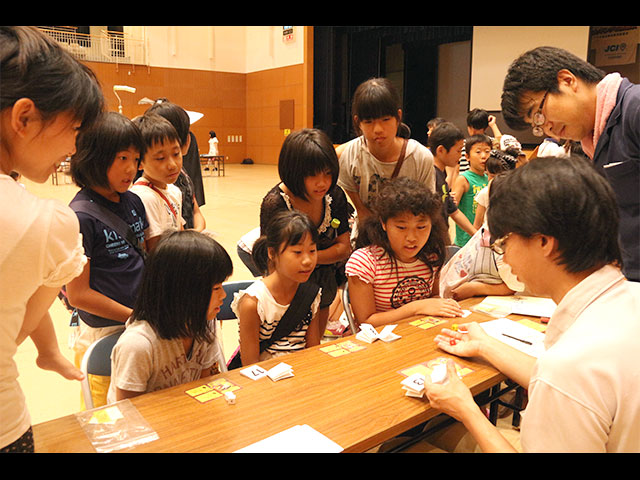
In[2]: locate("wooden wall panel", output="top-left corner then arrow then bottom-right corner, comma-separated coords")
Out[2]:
81,60 -> 305,165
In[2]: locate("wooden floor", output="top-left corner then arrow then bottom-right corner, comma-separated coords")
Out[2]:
14,163 -> 280,425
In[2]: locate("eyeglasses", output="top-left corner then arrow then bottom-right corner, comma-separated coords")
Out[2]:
531,91 -> 549,137
489,232 -> 512,255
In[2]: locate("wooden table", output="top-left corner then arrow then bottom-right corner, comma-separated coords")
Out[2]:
199,154 -> 225,176
33,297 -> 539,453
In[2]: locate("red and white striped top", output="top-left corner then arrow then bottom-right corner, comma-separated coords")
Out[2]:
345,245 -> 438,312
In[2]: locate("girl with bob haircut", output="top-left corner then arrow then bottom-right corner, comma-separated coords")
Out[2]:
346,177 -> 463,328
0,25 -> 104,452
337,77 -> 435,225
65,111 -> 149,407
107,230 -> 233,403
260,128 -> 352,335
232,210 -> 322,366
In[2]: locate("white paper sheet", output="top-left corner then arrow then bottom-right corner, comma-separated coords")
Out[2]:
234,424 -> 343,453
473,296 -> 556,318
480,318 -> 546,358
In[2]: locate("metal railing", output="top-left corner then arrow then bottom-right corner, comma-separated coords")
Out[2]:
37,26 -> 146,66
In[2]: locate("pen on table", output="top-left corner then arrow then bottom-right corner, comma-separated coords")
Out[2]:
501,333 -> 532,345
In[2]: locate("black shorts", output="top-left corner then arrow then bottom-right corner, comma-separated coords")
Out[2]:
1,427 -> 34,453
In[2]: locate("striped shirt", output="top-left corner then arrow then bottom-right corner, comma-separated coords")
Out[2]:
230,280 -> 322,360
345,245 -> 437,312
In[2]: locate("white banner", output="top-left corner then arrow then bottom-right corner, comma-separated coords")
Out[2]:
592,27 -> 639,66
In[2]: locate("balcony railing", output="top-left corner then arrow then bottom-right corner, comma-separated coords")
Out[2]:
37,26 -> 146,66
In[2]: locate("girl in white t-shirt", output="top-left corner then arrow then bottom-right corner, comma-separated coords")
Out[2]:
0,26 -> 104,452
108,230 -> 233,403
336,77 -> 436,225
208,130 -> 219,156
346,177 -> 463,328
232,210 -> 322,366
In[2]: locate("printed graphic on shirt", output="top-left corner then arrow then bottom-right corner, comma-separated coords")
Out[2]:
102,215 -> 145,259
470,184 -> 484,214
390,275 -> 431,309
159,347 -> 212,382
440,182 -> 449,204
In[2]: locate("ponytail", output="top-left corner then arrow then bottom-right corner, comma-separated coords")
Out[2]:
251,235 -> 270,277
253,210 -> 318,276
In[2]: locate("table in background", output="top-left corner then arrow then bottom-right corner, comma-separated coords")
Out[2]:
199,154 -> 225,176
33,297 -> 542,453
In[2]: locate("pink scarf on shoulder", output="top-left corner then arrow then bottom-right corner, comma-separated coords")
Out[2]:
581,72 -> 623,159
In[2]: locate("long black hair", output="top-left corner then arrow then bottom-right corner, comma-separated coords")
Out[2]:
132,230 -> 233,342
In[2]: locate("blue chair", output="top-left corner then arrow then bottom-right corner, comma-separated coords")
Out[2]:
80,329 -> 124,410
219,280 -> 254,369
219,280 -> 254,320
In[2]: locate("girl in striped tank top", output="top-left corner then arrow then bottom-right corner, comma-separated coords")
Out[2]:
345,177 -> 463,327
232,211 -> 323,365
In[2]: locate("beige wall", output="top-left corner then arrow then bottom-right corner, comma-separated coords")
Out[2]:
84,26 -> 311,164
127,26 -> 305,74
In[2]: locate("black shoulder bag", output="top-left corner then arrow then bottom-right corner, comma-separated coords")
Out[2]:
70,199 -> 147,262
58,199 -> 148,319
227,281 -> 320,370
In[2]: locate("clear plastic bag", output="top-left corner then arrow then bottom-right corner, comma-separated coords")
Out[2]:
74,399 -> 159,453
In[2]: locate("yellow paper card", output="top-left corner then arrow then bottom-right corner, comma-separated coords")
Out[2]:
88,406 -> 124,425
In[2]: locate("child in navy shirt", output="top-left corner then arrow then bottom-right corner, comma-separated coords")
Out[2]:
66,111 -> 149,408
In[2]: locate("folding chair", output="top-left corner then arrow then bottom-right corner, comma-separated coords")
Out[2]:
80,329 -> 125,410
341,282 -> 360,334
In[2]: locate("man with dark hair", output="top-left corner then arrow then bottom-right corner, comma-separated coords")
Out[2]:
423,156 -> 640,453
501,46 -> 639,282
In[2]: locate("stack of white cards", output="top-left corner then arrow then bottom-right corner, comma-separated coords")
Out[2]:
267,362 -> 294,381
356,323 -> 401,343
401,373 -> 426,398
401,364 -> 449,398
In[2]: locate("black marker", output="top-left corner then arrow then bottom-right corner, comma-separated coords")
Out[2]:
502,333 -> 532,345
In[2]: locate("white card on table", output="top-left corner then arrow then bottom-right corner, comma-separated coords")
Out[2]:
240,365 -> 268,380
